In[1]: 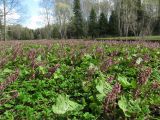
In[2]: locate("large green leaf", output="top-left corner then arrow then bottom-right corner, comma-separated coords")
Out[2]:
118,76 -> 131,88
95,73 -> 112,101
136,57 -> 143,65
3,68 -> 13,74
36,55 -> 42,61
52,94 -> 83,114
152,69 -> 160,81
118,96 -> 142,117
118,96 -> 129,117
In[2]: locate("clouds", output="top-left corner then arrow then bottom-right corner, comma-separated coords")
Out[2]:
0,5 -> 21,24
22,0 -> 55,29
7,10 -> 21,22
33,0 -> 40,2
24,15 -> 44,29
21,0 -> 44,29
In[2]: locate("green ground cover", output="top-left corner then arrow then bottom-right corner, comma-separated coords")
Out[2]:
0,40 -> 160,119
97,36 -> 160,41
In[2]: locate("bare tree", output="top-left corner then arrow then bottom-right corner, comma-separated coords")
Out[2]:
0,0 -> 23,41
55,0 -> 72,39
40,0 -> 53,39
113,0 -> 159,37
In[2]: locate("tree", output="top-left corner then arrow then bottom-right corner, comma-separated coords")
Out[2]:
121,0 -> 137,36
40,0 -> 53,39
67,17 -> 75,39
73,0 -> 84,38
158,0 -> 160,34
88,8 -> 97,38
98,12 -> 108,37
156,0 -> 160,34
136,0 -> 143,23
109,10 -> 119,36
81,0 -> 95,21
7,25 -> 35,40
114,0 -> 142,36
55,1 -> 72,39
0,15 -> 3,40
0,0 -> 23,41
140,0 -> 159,36
3,0 -> 6,41
114,0 -> 123,36
51,24 -> 60,39
153,0 -> 160,35
34,29 -> 42,39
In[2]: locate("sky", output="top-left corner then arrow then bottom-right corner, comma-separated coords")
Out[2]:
22,0 -> 44,29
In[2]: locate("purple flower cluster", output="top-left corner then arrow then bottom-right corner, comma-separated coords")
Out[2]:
101,58 -> 118,72
0,90 -> 19,105
143,54 -> 150,62
95,47 -> 104,59
12,44 -> 23,61
28,49 -> 45,79
152,81 -> 160,90
109,51 -> 120,57
0,69 -> 19,92
104,83 -> 121,111
0,58 -> 8,68
107,76 -> 115,83
134,68 -> 152,98
95,47 -> 104,56
10,90 -> 19,99
28,49 -> 36,61
45,64 -> 60,78
138,68 -> 152,85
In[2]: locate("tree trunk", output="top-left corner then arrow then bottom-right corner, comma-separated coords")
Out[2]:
3,0 -> 6,41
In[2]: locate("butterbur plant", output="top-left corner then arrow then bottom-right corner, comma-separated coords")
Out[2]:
45,64 -> 60,78
95,47 -> 104,59
100,57 -> 118,72
152,81 -> 160,90
0,40 -> 159,119
10,90 -> 19,99
12,44 -> 23,61
104,83 -> 121,111
143,54 -> 150,62
107,75 -> 115,83
0,90 -> 19,106
0,69 -> 19,106
0,58 -> 8,68
138,67 -> 152,86
0,69 -> 19,92
134,68 -> 152,98
109,51 -> 120,57
28,49 -> 36,61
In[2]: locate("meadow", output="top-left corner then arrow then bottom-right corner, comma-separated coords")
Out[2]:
0,40 -> 160,120
96,36 -> 160,41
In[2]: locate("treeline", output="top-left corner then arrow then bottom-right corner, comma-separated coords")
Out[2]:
4,0 -> 160,40
7,25 -> 60,40
7,24 -> 64,40
0,0 -> 24,41
38,0 -> 160,39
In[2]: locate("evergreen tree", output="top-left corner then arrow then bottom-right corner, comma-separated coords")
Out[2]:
109,10 -> 119,36
73,0 -> 84,38
88,8 -> 97,38
8,27 -> 12,40
136,0 -> 144,35
136,0 -> 143,22
67,17 -> 75,39
153,0 -> 160,35
98,12 -> 108,37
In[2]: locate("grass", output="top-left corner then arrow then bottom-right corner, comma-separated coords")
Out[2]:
96,35 -> 160,41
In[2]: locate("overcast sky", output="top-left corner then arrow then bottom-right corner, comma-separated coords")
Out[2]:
22,0 -> 44,29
